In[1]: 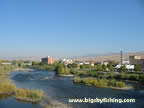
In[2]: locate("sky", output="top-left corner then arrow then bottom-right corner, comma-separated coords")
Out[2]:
0,0 -> 144,57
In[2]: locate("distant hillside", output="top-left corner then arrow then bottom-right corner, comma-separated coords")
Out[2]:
72,52 -> 144,62
0,56 -> 61,62
1,52 -> 144,62
0,56 -> 41,61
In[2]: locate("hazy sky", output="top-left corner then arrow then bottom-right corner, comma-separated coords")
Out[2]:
0,0 -> 144,57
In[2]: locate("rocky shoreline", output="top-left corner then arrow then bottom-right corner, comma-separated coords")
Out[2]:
112,86 -> 134,91
58,74 -> 74,77
14,68 -> 34,72
15,97 -> 41,103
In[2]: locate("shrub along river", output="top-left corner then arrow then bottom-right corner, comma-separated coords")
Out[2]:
0,69 -> 144,108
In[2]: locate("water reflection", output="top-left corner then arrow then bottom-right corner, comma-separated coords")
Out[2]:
8,70 -> 144,108
0,94 -> 12,100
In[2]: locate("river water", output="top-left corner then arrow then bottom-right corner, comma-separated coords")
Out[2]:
0,69 -> 144,108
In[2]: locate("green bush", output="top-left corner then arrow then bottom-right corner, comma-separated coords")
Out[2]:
109,73 -> 114,79
70,69 -> 78,74
0,81 -> 16,94
16,88 -> 43,100
108,79 -> 116,87
74,77 -> 126,88
73,76 -> 80,83
115,82 -> 126,88
139,74 -> 144,81
90,72 -> 98,77
129,74 -> 139,80
134,64 -> 141,71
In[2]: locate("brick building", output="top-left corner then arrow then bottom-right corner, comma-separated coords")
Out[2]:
129,56 -> 144,66
42,56 -> 55,64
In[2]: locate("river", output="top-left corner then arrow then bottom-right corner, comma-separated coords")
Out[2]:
0,69 -> 144,108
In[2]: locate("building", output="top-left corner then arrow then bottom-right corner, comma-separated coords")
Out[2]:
24,62 -> 32,66
84,62 -> 90,65
1,62 -> 12,65
94,62 -> 101,65
129,56 -> 144,66
122,61 -> 130,65
42,56 -> 55,64
101,61 -> 109,66
115,64 -> 135,70
77,61 -> 95,67
77,62 -> 84,66
115,53 -> 135,71
61,58 -> 73,66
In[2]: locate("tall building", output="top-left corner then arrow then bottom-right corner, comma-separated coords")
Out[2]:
42,56 -> 55,64
129,56 -> 144,66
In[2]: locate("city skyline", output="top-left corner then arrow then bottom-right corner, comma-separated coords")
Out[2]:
0,0 -> 144,57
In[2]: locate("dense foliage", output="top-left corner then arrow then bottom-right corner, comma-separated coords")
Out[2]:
0,62 -> 44,102
110,73 -> 144,81
16,88 -> 43,100
0,64 -> 17,94
57,64 -> 71,75
134,64 -> 141,71
31,62 -> 59,71
0,81 -> 16,94
73,77 -> 126,88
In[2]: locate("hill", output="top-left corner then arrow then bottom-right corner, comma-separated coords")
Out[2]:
72,52 -> 144,62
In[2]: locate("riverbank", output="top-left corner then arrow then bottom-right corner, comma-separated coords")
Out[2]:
40,96 -> 72,108
73,77 -> 131,90
0,65 -> 44,104
15,88 -> 43,103
14,68 -> 34,72
58,74 -> 74,77
0,81 -> 16,95
112,86 -> 134,90
8,68 -> 144,108
9,69 -> 72,108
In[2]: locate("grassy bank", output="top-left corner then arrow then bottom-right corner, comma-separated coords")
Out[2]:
0,64 -> 44,103
71,68 -> 144,82
0,64 -> 17,94
0,81 -> 16,95
15,88 -> 43,103
108,73 -> 144,81
74,76 -> 126,88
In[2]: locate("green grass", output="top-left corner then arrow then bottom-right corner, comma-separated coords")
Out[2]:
0,65 -> 17,94
15,88 -> 43,100
74,77 -> 126,88
0,64 -> 44,103
0,81 -> 16,94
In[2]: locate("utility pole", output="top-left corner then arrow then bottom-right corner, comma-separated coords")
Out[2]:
120,51 -> 123,66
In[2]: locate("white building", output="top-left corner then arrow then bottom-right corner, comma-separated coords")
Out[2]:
1,62 -> 12,65
78,62 -> 84,65
122,61 -> 130,65
115,64 -> 135,70
24,62 -> 32,66
101,61 -> 109,66
84,62 -> 90,65
61,58 -> 73,65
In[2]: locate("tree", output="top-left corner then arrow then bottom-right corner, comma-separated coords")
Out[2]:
108,64 -> 115,72
119,65 -> 127,72
134,64 -> 141,71
57,64 -> 65,74
80,64 -> 91,69
96,64 -> 103,71
70,69 -> 77,74
67,63 -> 78,68
102,64 -> 107,71
64,67 -> 70,75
